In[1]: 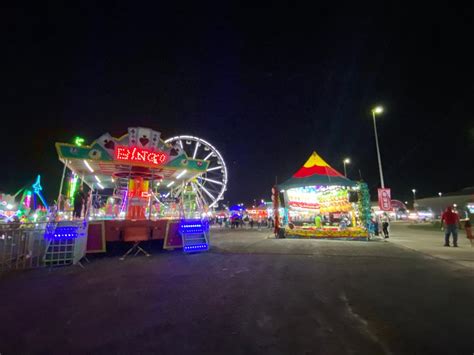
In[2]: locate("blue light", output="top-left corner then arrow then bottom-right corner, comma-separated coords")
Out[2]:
183,244 -> 208,252
44,225 -> 79,240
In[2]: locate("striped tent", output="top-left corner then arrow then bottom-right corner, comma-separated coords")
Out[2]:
278,151 -> 357,190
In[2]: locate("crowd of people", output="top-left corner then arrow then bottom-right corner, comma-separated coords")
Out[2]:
212,215 -> 275,229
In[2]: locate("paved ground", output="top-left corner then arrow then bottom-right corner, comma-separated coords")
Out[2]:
1,225 -> 474,354
389,221 -> 474,268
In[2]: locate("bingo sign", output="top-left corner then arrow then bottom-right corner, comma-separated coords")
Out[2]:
114,146 -> 168,167
377,188 -> 392,211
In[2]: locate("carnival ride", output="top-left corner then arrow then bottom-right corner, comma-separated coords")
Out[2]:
164,135 -> 227,208
0,175 -> 49,222
53,127 -> 227,255
274,151 -> 371,240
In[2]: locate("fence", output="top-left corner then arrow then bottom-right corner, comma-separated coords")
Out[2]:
0,220 -> 88,272
0,222 -> 49,271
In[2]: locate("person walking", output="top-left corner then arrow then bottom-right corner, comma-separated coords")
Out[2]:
381,212 -> 390,238
441,206 -> 460,247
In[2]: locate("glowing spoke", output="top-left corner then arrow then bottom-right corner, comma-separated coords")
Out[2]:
195,181 -> 215,200
191,182 -> 206,207
179,140 -> 184,149
206,166 -> 221,172
203,152 -> 213,161
202,177 -> 223,185
192,142 -> 200,159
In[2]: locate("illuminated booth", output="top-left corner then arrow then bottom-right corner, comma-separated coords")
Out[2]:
55,127 -> 227,254
275,151 -> 370,240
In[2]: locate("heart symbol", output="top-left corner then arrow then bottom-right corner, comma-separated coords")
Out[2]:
140,136 -> 149,146
104,140 -> 115,150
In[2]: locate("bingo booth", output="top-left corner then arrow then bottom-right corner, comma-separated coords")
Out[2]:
54,127 -> 228,257
273,151 -> 371,240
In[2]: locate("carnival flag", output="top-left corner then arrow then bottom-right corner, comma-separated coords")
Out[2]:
378,188 -> 392,211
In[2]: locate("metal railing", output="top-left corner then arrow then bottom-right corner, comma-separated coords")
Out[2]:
0,222 -> 49,271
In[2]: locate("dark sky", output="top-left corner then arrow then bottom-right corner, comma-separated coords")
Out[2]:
2,3 -> 474,204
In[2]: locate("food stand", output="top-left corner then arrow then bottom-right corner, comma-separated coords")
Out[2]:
274,151 -> 371,240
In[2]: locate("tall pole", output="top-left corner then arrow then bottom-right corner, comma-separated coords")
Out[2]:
56,161 -> 68,210
343,161 -> 347,177
372,110 -> 385,188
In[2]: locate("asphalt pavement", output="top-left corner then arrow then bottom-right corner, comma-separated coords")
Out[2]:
1,225 -> 474,354
388,221 -> 474,268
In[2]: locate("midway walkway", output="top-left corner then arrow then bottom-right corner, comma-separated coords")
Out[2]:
389,221 -> 474,269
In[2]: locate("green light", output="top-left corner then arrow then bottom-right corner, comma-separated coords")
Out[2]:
74,136 -> 85,146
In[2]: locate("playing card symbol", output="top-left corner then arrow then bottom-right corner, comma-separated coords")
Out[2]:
89,149 -> 101,159
197,161 -> 202,166
139,136 -> 149,146
104,140 -> 115,150
170,148 -> 179,156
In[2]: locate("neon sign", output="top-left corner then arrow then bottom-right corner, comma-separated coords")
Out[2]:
114,146 -> 168,166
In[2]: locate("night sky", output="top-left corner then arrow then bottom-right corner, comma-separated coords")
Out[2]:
3,3 -> 474,205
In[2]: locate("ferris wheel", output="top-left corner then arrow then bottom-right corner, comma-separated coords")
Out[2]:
164,135 -> 228,208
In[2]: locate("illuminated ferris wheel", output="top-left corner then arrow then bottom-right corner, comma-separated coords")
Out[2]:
164,135 -> 228,208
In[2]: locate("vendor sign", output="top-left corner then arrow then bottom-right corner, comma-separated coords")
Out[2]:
378,188 -> 392,211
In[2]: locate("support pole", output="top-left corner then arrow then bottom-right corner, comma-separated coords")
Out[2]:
57,161 -> 68,210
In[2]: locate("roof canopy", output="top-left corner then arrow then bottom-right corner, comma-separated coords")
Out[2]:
278,151 -> 357,190
56,127 -> 209,190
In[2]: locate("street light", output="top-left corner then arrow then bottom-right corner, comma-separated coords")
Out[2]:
438,192 -> 442,197
343,158 -> 350,177
371,106 -> 385,188
412,189 -> 417,209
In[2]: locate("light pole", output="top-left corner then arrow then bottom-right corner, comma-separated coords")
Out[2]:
371,106 -> 385,188
343,158 -> 350,177
412,189 -> 417,209
438,192 -> 442,197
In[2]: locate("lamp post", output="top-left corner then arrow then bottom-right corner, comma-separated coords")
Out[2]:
412,189 -> 417,209
438,192 -> 442,197
343,158 -> 350,177
371,106 -> 385,188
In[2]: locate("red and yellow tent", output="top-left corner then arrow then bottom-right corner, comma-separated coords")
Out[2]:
278,151 -> 356,190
